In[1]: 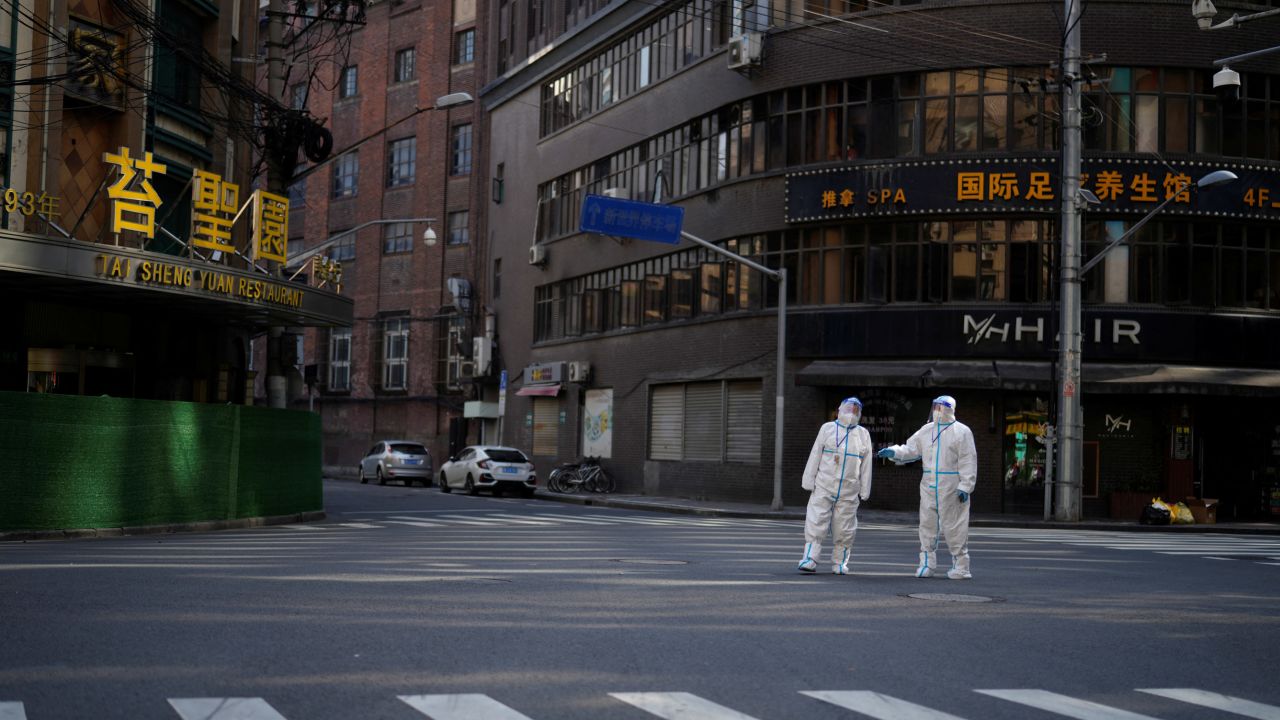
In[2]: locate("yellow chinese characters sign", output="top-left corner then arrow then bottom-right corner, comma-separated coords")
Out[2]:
191,170 -> 240,253
252,190 -> 289,263
785,158 -> 1272,222
103,146 -> 166,237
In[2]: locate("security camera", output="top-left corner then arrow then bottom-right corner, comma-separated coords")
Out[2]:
1192,0 -> 1218,29
1214,66 -> 1241,103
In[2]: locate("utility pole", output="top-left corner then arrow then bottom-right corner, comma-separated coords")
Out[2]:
264,0 -> 288,409
1056,0 -> 1084,521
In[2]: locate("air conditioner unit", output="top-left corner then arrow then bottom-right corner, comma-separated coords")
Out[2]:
529,244 -> 548,266
568,360 -> 591,383
727,33 -> 763,70
472,336 -> 492,376
458,359 -> 477,380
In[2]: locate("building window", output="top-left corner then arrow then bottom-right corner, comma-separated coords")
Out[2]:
455,29 -> 475,64
155,2 -> 202,110
451,124 -> 472,175
643,275 -> 667,324
328,329 -> 351,391
493,258 -> 502,299
290,82 -> 307,109
387,137 -> 416,187
648,380 -> 761,463
381,316 -> 409,390
339,65 -> 358,98
332,153 -> 358,198
447,211 -> 469,245
383,222 -> 414,254
330,236 -> 355,261
394,48 -> 415,83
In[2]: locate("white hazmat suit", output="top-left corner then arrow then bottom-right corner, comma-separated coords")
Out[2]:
798,397 -> 873,575
876,395 -> 977,579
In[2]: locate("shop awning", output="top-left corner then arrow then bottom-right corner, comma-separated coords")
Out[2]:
516,383 -> 562,397
796,360 -> 1280,396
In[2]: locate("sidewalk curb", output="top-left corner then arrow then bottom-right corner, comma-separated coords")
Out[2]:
530,493 -> 1280,535
0,511 -> 326,542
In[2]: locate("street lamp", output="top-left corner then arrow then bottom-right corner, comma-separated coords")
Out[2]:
286,217 -> 437,279
1054,169 -> 1236,521
1192,0 -> 1280,30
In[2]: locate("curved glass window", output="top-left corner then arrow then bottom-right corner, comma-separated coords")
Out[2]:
533,219 -> 1280,343
538,66 -> 1280,245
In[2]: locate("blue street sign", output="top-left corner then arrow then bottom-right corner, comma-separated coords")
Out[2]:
499,370 -> 507,391
579,194 -> 684,245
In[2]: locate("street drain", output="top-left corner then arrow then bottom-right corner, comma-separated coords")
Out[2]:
611,559 -> 689,565
905,593 -> 1000,603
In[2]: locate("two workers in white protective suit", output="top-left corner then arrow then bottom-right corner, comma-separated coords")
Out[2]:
876,395 -> 978,580
797,397 -> 873,575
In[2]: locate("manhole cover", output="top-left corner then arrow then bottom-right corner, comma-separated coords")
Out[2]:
611,559 -> 688,565
905,593 -> 999,603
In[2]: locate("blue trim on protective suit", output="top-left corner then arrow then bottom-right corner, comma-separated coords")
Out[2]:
922,421 -> 955,575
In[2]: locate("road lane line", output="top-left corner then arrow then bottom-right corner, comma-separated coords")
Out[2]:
399,694 -> 535,719
1138,688 -> 1280,719
0,702 -> 26,720
977,690 -> 1159,719
609,692 -> 761,719
168,698 -> 288,719
802,691 -> 968,719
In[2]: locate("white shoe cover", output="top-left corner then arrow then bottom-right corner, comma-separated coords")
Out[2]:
947,567 -> 972,579
798,542 -> 821,573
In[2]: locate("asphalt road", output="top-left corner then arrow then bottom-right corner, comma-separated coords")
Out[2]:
1,479 -> 1279,719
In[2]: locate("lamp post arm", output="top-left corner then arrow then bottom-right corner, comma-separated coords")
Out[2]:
1207,7 -> 1280,30
1078,188 -> 1183,276
285,217 -> 436,277
1215,42 -> 1280,66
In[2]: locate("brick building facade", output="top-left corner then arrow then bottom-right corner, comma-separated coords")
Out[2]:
287,0 -> 487,473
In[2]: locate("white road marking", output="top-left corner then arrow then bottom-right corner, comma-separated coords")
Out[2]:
978,690 -> 1159,719
1138,688 -> 1280,719
168,698 -> 289,720
609,692 -> 762,719
0,702 -> 27,720
802,690 -> 967,719
399,694 -> 535,719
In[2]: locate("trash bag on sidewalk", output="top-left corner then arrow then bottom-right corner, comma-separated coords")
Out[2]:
1171,501 -> 1195,524
1140,498 -> 1172,525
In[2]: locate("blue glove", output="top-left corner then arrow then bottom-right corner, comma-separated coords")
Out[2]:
876,448 -> 895,459
957,490 -> 969,503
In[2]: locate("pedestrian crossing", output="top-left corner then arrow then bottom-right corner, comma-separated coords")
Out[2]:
971,528 -> 1280,562
301,512 -> 806,532
5,688 -> 1276,719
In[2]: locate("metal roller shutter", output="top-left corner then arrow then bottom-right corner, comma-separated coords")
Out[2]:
683,382 -> 723,461
532,396 -> 559,456
648,384 -> 684,460
726,380 -> 762,463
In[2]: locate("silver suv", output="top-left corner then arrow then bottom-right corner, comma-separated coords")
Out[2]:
359,440 -> 434,487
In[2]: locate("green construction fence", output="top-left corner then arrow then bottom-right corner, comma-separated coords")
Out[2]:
0,391 -> 322,531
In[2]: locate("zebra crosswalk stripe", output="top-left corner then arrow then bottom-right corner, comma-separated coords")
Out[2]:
168,698 -> 288,720
1138,688 -> 1280,719
977,689 -> 1159,719
0,702 -> 27,720
801,690 -> 967,719
399,694 -> 535,720
609,692 -> 762,719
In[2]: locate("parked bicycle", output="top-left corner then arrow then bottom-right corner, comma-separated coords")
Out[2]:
547,457 -> 613,494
